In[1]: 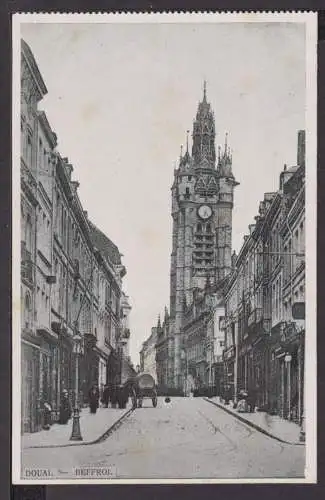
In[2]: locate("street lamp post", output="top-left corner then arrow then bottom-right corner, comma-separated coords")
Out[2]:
70,331 -> 83,441
284,353 -> 292,420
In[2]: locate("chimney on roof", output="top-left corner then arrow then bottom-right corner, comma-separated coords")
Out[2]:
297,130 -> 305,168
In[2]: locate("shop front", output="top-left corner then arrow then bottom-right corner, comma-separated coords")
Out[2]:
80,333 -> 99,404
211,361 -> 224,397
269,321 -> 304,422
21,335 -> 41,433
251,337 -> 270,410
37,328 -> 59,423
280,321 -> 305,423
223,345 -> 236,396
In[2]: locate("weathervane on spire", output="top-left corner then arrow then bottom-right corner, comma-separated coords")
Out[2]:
203,80 -> 207,101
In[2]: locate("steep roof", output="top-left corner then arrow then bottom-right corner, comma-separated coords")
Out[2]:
21,39 -> 48,97
88,220 -> 121,265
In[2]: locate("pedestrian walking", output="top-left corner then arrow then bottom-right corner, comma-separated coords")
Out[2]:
42,401 -> 52,430
223,385 -> 232,405
247,387 -> 257,413
110,382 -> 118,408
237,389 -> 248,412
101,384 -> 110,408
59,389 -> 72,424
88,384 -> 99,414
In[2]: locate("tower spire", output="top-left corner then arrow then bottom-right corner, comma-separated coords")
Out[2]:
186,130 -> 190,153
192,83 -> 215,166
224,132 -> 228,155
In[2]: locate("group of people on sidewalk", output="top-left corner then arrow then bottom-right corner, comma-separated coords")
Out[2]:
219,385 -> 257,413
41,381 -> 125,430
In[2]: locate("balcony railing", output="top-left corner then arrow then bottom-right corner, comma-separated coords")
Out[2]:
21,159 -> 37,197
247,307 -> 263,328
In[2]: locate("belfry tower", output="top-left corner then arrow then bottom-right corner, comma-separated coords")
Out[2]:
169,83 -> 239,389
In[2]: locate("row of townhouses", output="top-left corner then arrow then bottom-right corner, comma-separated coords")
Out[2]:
20,39 -> 135,433
223,138 -> 305,423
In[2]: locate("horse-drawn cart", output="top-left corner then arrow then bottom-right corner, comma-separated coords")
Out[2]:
129,372 -> 158,409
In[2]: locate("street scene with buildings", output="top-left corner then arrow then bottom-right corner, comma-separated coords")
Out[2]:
16,16 -> 314,482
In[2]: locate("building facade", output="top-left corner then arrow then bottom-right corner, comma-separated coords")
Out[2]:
140,325 -> 158,382
20,40 -> 134,433
155,308 -> 175,392
222,131 -> 305,423
168,84 -> 238,390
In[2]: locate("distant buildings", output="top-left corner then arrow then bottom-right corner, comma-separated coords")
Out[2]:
20,40 -> 135,433
139,325 -> 158,382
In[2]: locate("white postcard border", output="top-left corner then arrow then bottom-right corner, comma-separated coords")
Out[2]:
12,11 -> 318,485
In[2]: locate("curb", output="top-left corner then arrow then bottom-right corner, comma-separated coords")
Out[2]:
203,398 -> 304,446
24,407 -> 134,449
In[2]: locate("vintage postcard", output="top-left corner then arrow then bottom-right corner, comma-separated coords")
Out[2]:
12,12 -> 317,484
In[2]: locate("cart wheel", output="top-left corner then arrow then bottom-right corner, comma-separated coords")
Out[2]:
138,398 -> 143,408
152,396 -> 157,408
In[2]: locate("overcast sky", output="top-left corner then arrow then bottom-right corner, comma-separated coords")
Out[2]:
21,21 -> 306,365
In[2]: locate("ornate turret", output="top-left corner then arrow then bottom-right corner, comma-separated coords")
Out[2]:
192,81 -> 216,167
164,306 -> 169,324
217,133 -> 234,178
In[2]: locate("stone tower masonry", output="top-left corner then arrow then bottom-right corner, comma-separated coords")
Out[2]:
169,83 -> 239,389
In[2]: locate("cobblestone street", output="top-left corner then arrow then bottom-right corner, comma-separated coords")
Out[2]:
21,397 -> 305,480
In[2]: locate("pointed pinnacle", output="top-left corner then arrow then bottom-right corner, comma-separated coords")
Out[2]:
203,80 -> 207,101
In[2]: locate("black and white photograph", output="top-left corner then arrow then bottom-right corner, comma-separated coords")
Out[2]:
12,12 -> 317,483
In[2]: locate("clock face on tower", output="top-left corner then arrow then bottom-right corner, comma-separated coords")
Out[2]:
198,204 -> 212,220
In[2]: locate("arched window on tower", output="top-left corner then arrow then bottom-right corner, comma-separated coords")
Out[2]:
206,223 -> 212,233
197,223 -> 202,233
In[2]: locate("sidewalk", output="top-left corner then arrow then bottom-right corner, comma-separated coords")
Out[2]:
205,397 -> 304,445
21,403 -> 133,449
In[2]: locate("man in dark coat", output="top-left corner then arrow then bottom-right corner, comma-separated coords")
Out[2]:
101,384 -> 110,408
88,384 -> 99,414
59,390 -> 71,424
248,387 -> 257,413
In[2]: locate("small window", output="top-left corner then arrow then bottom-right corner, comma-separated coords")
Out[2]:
188,176 -> 192,181
185,187 -> 190,195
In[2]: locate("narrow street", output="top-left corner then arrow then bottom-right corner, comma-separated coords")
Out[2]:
22,397 -> 305,480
